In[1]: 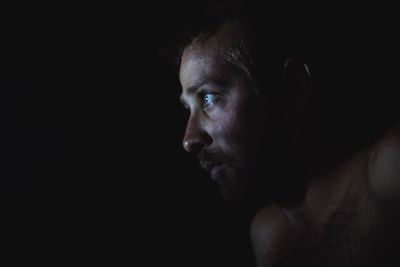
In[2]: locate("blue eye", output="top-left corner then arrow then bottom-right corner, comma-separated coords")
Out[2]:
201,92 -> 219,108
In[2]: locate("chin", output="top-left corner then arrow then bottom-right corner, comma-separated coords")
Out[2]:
217,174 -> 250,204
214,173 -> 242,204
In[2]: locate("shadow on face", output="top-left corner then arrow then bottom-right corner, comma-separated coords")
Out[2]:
178,21 -> 314,210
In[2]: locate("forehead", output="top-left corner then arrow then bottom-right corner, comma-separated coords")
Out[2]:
179,45 -> 219,89
179,22 -> 238,90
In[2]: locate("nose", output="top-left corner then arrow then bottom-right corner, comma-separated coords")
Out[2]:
182,114 -> 212,153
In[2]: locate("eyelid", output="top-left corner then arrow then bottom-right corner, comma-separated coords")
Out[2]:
200,90 -> 221,109
199,88 -> 220,96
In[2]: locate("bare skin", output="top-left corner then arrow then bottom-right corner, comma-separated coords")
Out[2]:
251,129 -> 400,267
180,23 -> 267,203
179,21 -> 400,267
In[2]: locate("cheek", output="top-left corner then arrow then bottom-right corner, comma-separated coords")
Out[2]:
211,104 -> 248,147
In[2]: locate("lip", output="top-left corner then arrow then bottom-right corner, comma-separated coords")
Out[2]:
210,163 -> 225,179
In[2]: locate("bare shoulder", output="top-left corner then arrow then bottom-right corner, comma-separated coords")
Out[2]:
251,204 -> 303,267
368,126 -> 400,197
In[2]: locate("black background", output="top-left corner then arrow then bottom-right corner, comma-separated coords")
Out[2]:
1,2 -> 253,266
1,2 -> 398,266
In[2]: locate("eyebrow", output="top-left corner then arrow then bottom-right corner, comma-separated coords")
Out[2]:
179,80 -> 210,107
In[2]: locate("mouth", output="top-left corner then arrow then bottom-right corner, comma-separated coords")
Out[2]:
200,161 -> 225,177
206,163 -> 226,182
210,163 -> 225,177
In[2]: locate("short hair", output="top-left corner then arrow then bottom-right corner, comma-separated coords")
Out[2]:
164,1 -> 306,97
163,1 -> 399,159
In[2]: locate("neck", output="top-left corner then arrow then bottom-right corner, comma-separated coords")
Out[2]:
282,138 -> 372,232
251,143 -> 373,267
251,126 -> 400,266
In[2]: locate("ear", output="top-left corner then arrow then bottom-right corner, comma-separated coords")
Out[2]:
282,57 -> 312,96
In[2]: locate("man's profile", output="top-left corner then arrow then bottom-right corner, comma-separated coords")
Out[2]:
169,2 -> 399,266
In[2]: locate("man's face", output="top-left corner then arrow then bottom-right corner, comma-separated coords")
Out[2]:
179,27 -> 269,203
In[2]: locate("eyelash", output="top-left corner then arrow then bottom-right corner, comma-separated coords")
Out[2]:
199,91 -> 220,109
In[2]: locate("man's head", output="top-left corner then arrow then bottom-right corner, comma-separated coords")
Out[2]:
180,21 -> 267,204
178,8 -> 313,208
